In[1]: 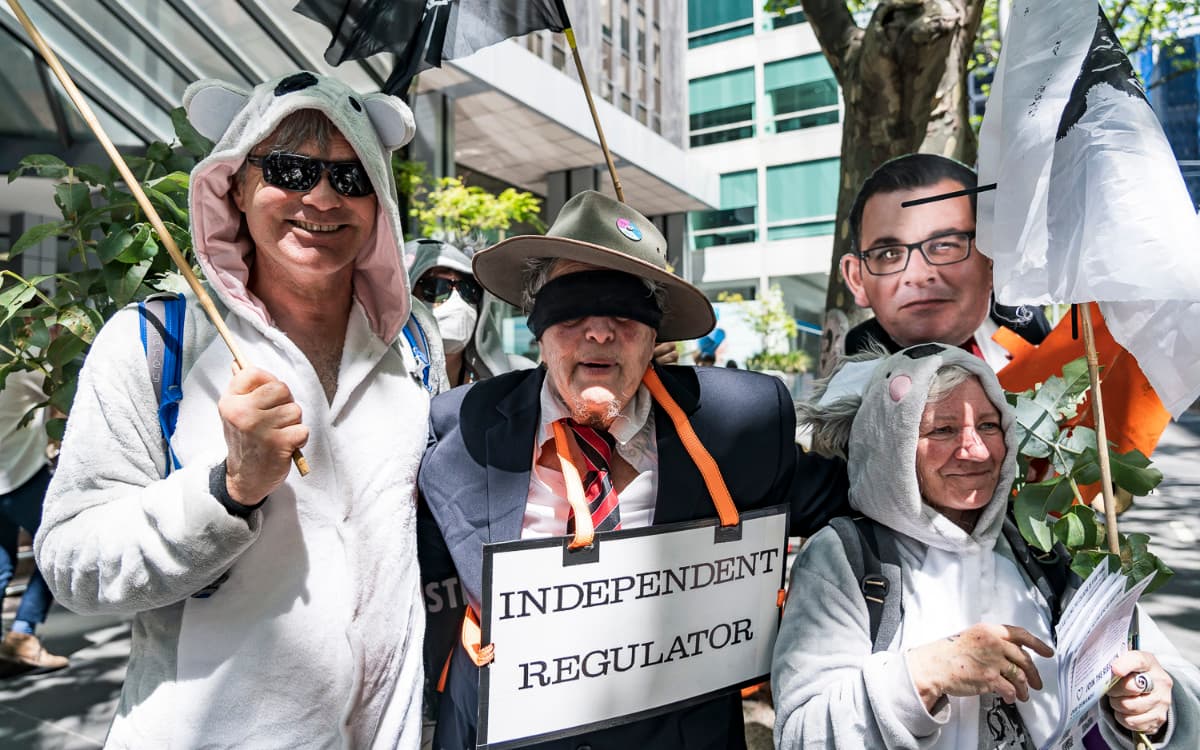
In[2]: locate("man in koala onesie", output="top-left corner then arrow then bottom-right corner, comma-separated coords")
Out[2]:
35,72 -> 446,748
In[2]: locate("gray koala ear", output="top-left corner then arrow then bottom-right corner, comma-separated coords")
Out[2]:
363,93 -> 416,151
183,80 -> 251,144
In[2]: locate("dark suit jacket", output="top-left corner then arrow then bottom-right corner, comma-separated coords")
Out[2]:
843,300 -> 1052,357
417,364 -> 848,750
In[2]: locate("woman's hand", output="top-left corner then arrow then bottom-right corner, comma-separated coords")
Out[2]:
906,623 -> 1055,711
1106,651 -> 1172,736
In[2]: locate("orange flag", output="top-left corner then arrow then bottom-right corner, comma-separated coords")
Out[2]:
996,305 -> 1170,461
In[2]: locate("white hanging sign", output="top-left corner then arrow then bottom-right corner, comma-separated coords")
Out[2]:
477,505 -> 789,749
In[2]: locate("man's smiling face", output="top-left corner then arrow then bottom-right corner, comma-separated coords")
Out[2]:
233,131 -> 376,289
539,261 -> 657,429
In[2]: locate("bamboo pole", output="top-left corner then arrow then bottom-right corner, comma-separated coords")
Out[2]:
1077,302 -> 1119,555
562,27 -> 625,203
8,0 -> 310,476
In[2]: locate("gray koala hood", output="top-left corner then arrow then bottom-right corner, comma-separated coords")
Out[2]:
847,345 -> 1018,554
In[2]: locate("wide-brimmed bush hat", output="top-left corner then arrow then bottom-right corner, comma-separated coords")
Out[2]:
471,190 -> 716,341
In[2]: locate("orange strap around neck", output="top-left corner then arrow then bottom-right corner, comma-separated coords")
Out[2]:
552,420 -> 596,549
641,367 -> 739,528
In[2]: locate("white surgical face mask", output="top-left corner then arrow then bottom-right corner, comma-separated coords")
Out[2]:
433,290 -> 478,354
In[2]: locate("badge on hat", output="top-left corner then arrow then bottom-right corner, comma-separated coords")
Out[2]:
616,217 -> 643,241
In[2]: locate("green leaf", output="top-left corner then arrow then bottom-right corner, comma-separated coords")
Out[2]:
1013,395 -> 1058,458
54,182 -> 92,218
7,221 -> 65,259
55,306 -> 98,345
145,186 -> 188,224
171,107 -> 214,158
1050,425 -> 1098,475
1014,479 -> 1076,550
0,284 -> 38,327
8,154 -> 68,182
1052,505 -> 1102,549
1109,448 -> 1163,496
47,376 -> 77,415
1069,549 -> 1112,582
73,163 -> 114,186
45,330 -> 88,369
116,225 -> 158,264
97,229 -> 135,264
45,417 -> 66,442
103,258 -> 152,307
146,141 -> 172,163
152,171 -> 190,196
1070,447 -> 1103,485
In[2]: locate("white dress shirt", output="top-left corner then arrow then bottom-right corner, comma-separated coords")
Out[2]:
522,380 -> 658,538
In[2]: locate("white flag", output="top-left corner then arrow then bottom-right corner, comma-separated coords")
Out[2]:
977,1 -> 1200,417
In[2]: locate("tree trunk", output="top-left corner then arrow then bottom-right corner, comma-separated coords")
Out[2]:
801,0 -> 984,373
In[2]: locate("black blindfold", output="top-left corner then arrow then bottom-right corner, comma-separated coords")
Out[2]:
527,270 -> 664,339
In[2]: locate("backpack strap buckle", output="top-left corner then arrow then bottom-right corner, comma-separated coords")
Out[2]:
861,574 -> 889,604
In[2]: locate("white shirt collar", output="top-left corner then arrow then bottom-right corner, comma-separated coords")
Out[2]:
537,374 -> 652,448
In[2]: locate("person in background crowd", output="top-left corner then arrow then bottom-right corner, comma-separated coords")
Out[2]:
0,368 -> 67,676
408,238 -> 536,387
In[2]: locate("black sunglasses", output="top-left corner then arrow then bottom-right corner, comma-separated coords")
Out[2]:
246,151 -> 374,197
415,275 -> 483,307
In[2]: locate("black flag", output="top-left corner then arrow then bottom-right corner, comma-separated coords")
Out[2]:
295,0 -> 570,97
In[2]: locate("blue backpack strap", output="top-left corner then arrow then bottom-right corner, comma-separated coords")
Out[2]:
137,293 -> 186,474
402,315 -> 433,393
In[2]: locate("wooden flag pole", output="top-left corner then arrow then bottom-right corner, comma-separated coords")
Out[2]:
7,0 -> 310,476
1077,302 -> 1119,555
562,27 -> 625,203
1080,314 -> 1154,750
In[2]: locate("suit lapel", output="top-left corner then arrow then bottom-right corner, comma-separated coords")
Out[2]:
650,365 -> 709,525
484,368 -> 545,543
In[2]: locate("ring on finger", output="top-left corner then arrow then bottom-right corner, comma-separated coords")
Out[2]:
1005,662 -> 1020,681
1133,672 -> 1154,695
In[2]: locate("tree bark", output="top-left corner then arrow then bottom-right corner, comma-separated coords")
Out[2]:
801,0 -> 984,372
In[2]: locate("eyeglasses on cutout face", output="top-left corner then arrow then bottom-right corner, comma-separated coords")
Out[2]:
245,151 -> 374,197
858,231 -> 976,276
415,275 -> 483,307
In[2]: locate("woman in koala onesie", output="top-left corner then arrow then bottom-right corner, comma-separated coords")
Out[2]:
772,345 -> 1199,749
35,72 -> 446,749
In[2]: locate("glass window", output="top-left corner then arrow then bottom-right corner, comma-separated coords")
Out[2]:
689,68 -> 755,147
765,55 -> 839,132
766,158 -> 839,239
687,0 -> 753,32
687,0 -> 754,48
771,9 -> 808,29
690,170 -> 758,249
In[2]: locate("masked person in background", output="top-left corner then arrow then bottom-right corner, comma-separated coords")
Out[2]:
408,239 -> 536,388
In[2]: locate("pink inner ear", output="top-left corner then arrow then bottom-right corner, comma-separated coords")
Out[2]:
889,375 -> 912,402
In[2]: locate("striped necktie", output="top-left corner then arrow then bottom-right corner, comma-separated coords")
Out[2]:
562,419 -> 621,533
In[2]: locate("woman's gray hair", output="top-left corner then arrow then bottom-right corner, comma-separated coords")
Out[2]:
519,257 -> 668,315
926,364 -> 974,404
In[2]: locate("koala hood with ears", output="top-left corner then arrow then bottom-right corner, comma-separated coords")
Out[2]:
800,344 -> 1018,554
184,71 -> 416,343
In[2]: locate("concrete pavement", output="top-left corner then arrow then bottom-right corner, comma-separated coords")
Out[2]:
3,421 -> 1199,749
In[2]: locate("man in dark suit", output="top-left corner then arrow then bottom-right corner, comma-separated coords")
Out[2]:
839,154 -> 1050,369
418,190 -> 848,750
